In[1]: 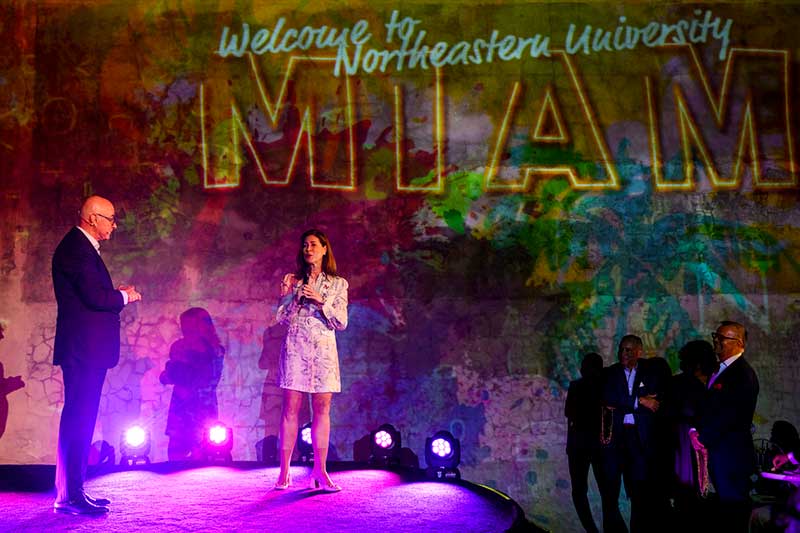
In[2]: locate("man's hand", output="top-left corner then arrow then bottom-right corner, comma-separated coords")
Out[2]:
689,429 -> 705,451
119,285 -> 142,303
639,394 -> 660,412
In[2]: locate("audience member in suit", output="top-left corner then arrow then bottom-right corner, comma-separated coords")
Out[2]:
52,196 -> 141,515
665,340 -> 716,527
599,335 -> 662,533
690,321 -> 759,533
565,352 -> 604,533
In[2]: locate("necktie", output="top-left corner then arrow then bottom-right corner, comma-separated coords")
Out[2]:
708,362 -> 725,388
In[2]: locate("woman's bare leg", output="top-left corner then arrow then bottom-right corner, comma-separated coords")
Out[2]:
310,393 -> 335,484
277,389 -> 303,485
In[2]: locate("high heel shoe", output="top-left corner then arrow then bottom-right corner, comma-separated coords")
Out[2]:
309,473 -> 341,492
274,471 -> 291,490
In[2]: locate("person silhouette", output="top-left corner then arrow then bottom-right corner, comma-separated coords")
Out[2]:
160,308 -> 225,461
565,352 -> 604,533
0,322 -> 25,440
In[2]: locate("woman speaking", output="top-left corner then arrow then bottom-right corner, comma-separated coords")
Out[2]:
274,229 -> 348,492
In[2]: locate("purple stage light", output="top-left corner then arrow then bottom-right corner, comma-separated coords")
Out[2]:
424,430 -> 461,479
124,425 -> 147,448
120,424 -> 151,465
296,422 -> 314,462
431,438 -> 452,457
301,425 -> 312,445
369,424 -> 401,464
202,421 -> 233,461
208,424 -> 228,445
374,430 -> 393,449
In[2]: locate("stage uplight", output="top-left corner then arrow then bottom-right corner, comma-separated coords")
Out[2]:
296,422 -> 313,462
425,430 -> 461,480
120,424 -> 151,465
369,423 -> 401,465
203,421 -> 233,461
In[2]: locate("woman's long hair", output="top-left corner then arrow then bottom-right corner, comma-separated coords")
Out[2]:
295,228 -> 338,279
179,307 -> 222,349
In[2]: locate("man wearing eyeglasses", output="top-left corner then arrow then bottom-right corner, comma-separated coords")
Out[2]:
689,321 -> 759,532
52,195 -> 141,515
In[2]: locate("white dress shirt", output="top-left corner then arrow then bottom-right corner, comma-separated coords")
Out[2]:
707,352 -> 743,388
623,365 -> 638,425
76,226 -> 128,305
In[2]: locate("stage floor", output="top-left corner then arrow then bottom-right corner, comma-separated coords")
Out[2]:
0,462 -> 531,532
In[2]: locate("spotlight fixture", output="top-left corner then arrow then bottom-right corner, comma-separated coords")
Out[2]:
120,424 -> 151,466
425,430 -> 461,480
296,422 -> 313,463
203,421 -> 233,462
369,423 -> 401,465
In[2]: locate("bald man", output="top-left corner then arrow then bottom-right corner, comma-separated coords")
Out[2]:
52,196 -> 141,515
690,321 -> 759,533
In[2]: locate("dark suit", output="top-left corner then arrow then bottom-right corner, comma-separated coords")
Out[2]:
600,361 -> 663,533
565,375 -> 603,533
697,355 -> 759,532
52,227 -> 125,502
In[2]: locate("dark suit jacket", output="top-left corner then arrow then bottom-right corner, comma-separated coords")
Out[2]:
697,355 -> 759,500
52,227 -> 125,369
602,361 -> 664,450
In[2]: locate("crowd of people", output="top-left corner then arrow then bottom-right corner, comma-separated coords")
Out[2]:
40,193 -> 798,523
566,324 -> 799,532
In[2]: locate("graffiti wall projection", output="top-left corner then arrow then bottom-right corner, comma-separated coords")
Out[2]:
1,0 -> 799,529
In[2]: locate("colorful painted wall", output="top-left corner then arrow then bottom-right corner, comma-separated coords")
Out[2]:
1,1 -> 799,529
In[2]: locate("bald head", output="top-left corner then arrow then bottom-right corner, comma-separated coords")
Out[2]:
79,195 -> 117,241
80,196 -> 113,220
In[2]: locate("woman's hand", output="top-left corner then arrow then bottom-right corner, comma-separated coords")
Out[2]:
300,283 -> 324,304
280,274 -> 297,297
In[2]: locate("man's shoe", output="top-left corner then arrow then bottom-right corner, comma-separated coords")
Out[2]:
83,493 -> 111,506
53,497 -> 109,515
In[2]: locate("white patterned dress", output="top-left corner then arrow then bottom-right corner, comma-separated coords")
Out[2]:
276,273 -> 348,393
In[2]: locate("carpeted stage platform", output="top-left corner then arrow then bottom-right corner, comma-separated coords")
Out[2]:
0,462 -> 533,532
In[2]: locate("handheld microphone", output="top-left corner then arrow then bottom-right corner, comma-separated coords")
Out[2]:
299,267 -> 309,305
